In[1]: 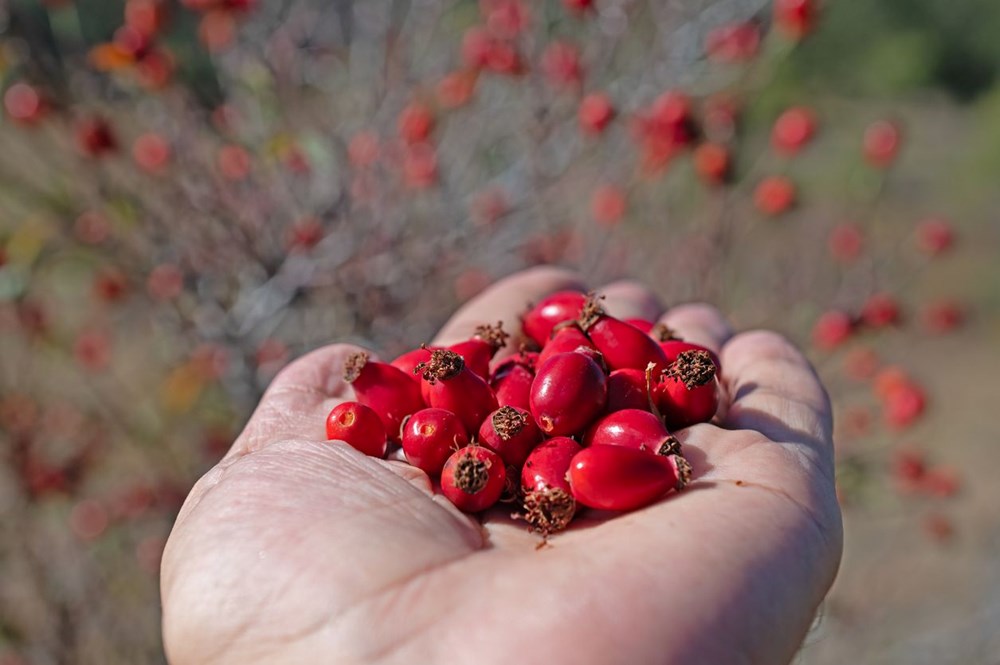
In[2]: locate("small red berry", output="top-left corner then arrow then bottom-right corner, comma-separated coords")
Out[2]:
812,310 -> 853,349
579,92 -> 615,136
861,293 -> 901,328
537,323 -> 595,368
416,349 -> 498,434
522,290 -> 587,347
693,143 -> 731,185
325,402 -> 387,458
605,368 -> 653,413
773,0 -> 816,40
397,101 -> 435,145
920,300 -> 964,334
132,132 -> 171,173
863,120 -> 901,168
569,445 -> 691,511
540,41 -> 583,89
753,176 -> 796,216
520,436 -> 581,534
654,350 -> 720,429
489,353 -> 536,410
771,107 -> 816,155
914,217 -> 954,256
447,322 -> 510,381
402,408 -> 469,475
578,295 -> 668,373
391,347 -> 434,384
4,82 -> 47,125
530,351 -> 607,436
440,445 -> 506,512
583,409 -> 681,456
478,405 -> 541,468
828,223 -> 864,263
76,116 -> 118,157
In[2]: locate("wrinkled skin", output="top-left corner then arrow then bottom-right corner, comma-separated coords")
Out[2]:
161,267 -> 842,665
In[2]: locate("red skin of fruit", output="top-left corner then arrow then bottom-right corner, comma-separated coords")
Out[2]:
522,291 -> 587,347
658,339 -> 722,371
585,314 -> 668,373
440,446 -> 507,513
419,352 -> 499,434
521,437 -> 582,494
530,351 -> 608,436
582,409 -> 677,455
625,318 -> 656,334
537,324 -> 596,367
325,402 -> 388,458
390,347 -> 434,384
655,372 -> 720,430
402,408 -> 469,476
344,354 -> 425,442
569,445 -> 689,511
490,362 -> 534,410
448,338 -> 494,381
812,311 -> 854,349
478,406 -> 542,468
605,368 -> 652,413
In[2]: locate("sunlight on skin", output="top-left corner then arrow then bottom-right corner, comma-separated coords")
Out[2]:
161,266 -> 842,665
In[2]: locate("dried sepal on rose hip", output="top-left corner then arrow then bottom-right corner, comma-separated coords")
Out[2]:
325,402 -> 388,458
440,445 -> 507,513
519,436 -> 582,535
343,352 -> 425,440
655,349 -> 720,429
401,408 -> 469,476
448,321 -> 510,380
415,348 -> 499,433
568,445 -> 692,512
478,405 -> 541,468
529,350 -> 608,437
578,294 -> 669,373
521,290 -> 587,347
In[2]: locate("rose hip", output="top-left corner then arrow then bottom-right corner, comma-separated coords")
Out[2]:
530,351 -> 607,436
325,402 -> 388,458
654,326 -> 722,370
490,353 -> 537,410
522,290 -> 587,347
605,368 -> 653,413
655,350 -> 720,429
447,322 -> 510,380
583,409 -> 681,456
416,349 -> 499,433
578,296 -> 668,373
478,406 -> 541,468
520,436 -> 582,534
390,347 -> 434,383
569,445 -> 691,511
440,445 -> 506,513
625,318 -> 656,334
344,352 -> 425,441
536,323 -> 596,367
402,408 -> 469,475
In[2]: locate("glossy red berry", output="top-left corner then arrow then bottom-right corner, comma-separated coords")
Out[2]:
537,323 -> 595,367
390,346 -> 434,383
771,107 -> 816,155
812,310 -> 854,349
522,291 -> 587,347
578,296 -> 668,373
325,402 -> 387,458
402,408 -> 469,476
489,354 -> 536,410
440,445 -> 506,513
583,409 -> 681,456
753,176 -> 796,216
343,352 -> 425,441
416,349 -> 499,434
520,436 -> 582,534
447,322 -> 509,381
693,143 -> 731,185
914,217 -> 954,256
478,406 -> 542,468
605,368 -> 652,413
655,350 -> 720,429
530,351 -> 607,436
863,120 -> 901,168
579,92 -> 615,135
774,0 -> 816,40
861,293 -> 901,328
569,445 -> 691,511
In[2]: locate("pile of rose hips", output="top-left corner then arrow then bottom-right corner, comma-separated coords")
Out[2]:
324,292 -> 720,535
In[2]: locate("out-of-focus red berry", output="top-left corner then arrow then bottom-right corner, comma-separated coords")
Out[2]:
541,41 -> 583,89
772,106 -> 816,155
861,292 -> 901,328
914,217 -> 955,256
920,300 -> 964,334
883,382 -> 926,429
812,310 -> 853,349
217,144 -> 252,180
561,0 -> 594,15
774,0 -> 816,40
578,92 -> 615,136
76,117 -> 118,157
402,142 -> 438,189
4,83 -> 47,124
287,217 -> 323,251
93,267 -> 129,303
125,0 -> 168,37
132,132 -> 171,173
397,102 -> 435,145
461,27 -> 493,70
591,184 -> 627,227
753,176 -> 796,216
863,120 -> 901,168
828,222 -> 864,263
199,10 -> 236,52
437,71 -> 477,109
483,0 -> 530,39
693,143 -> 730,185
706,22 -> 760,63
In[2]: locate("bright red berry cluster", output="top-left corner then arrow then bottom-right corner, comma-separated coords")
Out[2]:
324,292 -> 721,535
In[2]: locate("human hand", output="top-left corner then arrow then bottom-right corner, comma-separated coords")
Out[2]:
161,267 -> 842,665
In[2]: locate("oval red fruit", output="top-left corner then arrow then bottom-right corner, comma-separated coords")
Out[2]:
440,446 -> 506,513
402,408 -> 469,476
522,291 -> 587,347
325,402 -> 387,457
520,436 -> 582,534
478,406 -> 541,468
583,409 -> 681,456
569,445 -> 691,511
344,353 -> 425,441
530,351 -> 607,436
416,349 -> 499,434
655,350 -> 720,429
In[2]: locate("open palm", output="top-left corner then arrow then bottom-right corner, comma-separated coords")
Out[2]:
161,267 -> 842,665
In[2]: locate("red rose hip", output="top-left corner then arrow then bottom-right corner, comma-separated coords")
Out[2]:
325,402 -> 388,458
478,406 -> 542,468
583,409 -> 681,456
569,445 -> 691,511
605,368 -> 653,413
520,436 -> 582,534
402,408 -> 469,475
441,446 -> 506,513
522,291 -> 587,347
655,350 -> 720,429
416,349 -> 499,433
530,351 -> 607,436
344,352 -> 425,441
578,296 -> 668,373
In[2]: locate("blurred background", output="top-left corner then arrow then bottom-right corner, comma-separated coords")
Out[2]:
0,0 -> 998,662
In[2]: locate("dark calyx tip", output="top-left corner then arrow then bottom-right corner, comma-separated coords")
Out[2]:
666,349 -> 716,389
577,292 -> 606,331
522,487 -> 576,536
492,406 -> 527,441
475,321 -> 511,353
343,352 -> 370,383
414,349 -> 465,384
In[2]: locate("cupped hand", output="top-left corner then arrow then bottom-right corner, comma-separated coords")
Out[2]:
161,267 -> 842,665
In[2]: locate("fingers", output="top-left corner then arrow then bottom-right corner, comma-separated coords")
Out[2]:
432,266 -> 584,348
656,303 -> 735,356
719,330 -> 833,458
225,343 -> 367,460
596,280 -> 665,322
